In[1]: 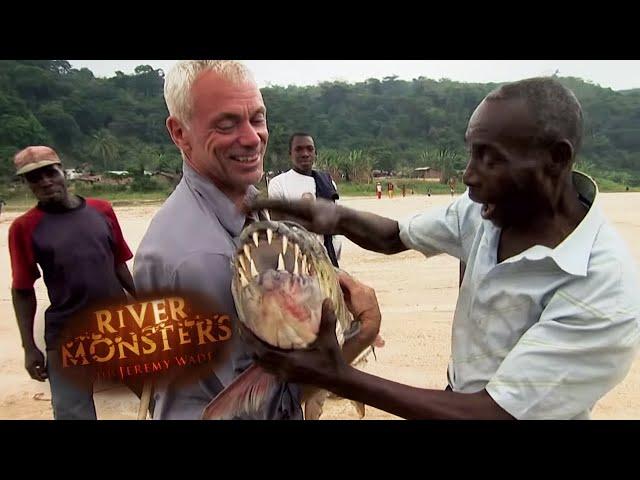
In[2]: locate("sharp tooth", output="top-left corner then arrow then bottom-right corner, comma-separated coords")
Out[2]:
238,256 -> 247,273
243,244 -> 251,261
250,258 -> 259,277
253,232 -> 259,248
301,255 -> 307,275
239,270 -> 249,287
267,228 -> 273,245
263,209 -> 271,221
277,253 -> 285,271
282,235 -> 288,255
293,243 -> 300,276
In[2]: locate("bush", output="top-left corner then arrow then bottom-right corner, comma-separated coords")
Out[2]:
131,175 -> 158,192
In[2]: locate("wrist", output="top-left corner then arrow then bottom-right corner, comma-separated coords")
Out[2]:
328,364 -> 359,397
23,342 -> 38,353
355,320 -> 380,345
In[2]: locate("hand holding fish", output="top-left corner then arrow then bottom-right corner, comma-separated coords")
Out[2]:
248,197 -> 341,235
243,298 -> 349,387
243,271 -> 382,388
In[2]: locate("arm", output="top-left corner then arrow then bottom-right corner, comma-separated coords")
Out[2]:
335,271 -> 381,364
251,197 -> 407,255
248,298 -> 512,419
12,288 -> 48,381
337,206 -> 406,254
8,220 -> 47,381
325,365 -> 512,420
342,371 -> 512,419
115,262 -> 136,298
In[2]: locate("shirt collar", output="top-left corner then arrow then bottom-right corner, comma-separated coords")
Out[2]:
182,161 -> 259,238
496,171 -> 604,277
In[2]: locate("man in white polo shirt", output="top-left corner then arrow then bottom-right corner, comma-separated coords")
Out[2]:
247,77 -> 640,419
268,132 -> 342,266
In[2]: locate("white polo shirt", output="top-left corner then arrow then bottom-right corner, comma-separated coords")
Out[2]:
268,169 -> 322,201
399,172 -> 640,419
268,169 -> 342,260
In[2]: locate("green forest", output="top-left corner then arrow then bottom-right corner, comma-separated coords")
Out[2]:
2,60 -> 639,196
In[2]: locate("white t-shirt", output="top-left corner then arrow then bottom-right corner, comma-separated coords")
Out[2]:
268,169 -> 342,260
399,171 -> 640,419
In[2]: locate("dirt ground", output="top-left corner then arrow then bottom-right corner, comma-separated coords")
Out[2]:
1,192 -> 639,420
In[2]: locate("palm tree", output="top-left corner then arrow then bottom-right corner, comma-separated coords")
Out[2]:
420,147 -> 460,184
91,129 -> 119,171
346,150 -> 373,183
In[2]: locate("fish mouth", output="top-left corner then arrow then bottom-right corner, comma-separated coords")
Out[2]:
234,220 -> 320,287
231,220 -> 328,349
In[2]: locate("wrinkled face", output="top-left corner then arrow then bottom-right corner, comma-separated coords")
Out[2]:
290,135 -> 316,174
462,98 -> 551,228
24,165 -> 67,205
168,71 -> 268,195
232,221 -> 338,350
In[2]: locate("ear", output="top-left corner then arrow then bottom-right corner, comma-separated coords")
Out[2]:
547,139 -> 574,176
166,116 -> 192,159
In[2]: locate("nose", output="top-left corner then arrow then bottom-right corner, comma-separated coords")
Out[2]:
238,121 -> 263,149
462,159 -> 479,187
38,175 -> 54,188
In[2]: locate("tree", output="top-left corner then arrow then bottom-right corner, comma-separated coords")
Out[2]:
0,60 -> 639,185
91,129 -> 120,171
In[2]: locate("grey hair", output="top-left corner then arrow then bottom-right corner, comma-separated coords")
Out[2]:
487,77 -> 584,154
163,60 -> 255,126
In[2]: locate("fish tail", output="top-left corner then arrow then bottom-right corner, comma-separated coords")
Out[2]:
201,364 -> 278,420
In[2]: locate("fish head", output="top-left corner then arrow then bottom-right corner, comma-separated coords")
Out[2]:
232,220 -> 344,350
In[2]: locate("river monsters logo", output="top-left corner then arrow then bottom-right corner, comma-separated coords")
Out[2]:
58,295 -> 233,382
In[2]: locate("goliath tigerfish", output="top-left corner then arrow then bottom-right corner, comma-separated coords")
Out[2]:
201,219 -> 381,420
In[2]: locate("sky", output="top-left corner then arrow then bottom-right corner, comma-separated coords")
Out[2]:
67,60 -> 640,91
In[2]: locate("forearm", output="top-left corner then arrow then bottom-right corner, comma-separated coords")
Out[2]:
116,263 -> 136,298
324,366 -> 514,420
336,206 -> 406,255
12,288 -> 38,350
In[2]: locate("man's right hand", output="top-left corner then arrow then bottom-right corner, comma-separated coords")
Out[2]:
248,197 -> 341,235
25,347 -> 48,381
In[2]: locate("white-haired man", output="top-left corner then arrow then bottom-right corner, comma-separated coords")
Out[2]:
133,61 -> 303,419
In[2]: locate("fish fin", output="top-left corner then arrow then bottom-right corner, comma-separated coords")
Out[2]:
304,390 -> 329,420
351,401 -> 366,419
352,346 -> 376,368
201,364 -> 278,420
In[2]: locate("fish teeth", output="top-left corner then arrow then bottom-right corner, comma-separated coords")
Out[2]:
239,270 -> 249,287
301,255 -> 307,275
277,253 -> 286,271
250,258 -> 259,277
282,235 -> 288,255
243,244 -> 251,261
238,256 -> 247,273
263,209 -> 271,221
266,228 -> 273,245
293,244 -> 300,275
253,232 -> 259,248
